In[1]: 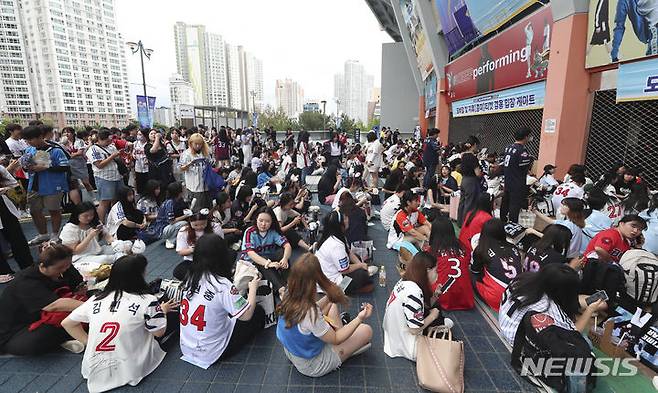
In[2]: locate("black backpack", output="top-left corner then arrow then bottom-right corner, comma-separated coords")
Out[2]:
580,259 -> 626,306
511,310 -> 597,392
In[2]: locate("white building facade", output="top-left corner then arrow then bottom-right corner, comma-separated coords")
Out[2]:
153,106 -> 174,127
275,79 -> 304,117
334,60 -> 373,123
169,73 -> 194,125
9,0 -> 130,127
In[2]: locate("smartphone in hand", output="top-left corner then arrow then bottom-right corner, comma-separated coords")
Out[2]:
585,290 -> 608,306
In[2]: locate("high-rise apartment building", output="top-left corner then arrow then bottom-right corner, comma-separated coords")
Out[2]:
0,0 -> 35,121
5,0 -> 130,127
174,22 -> 262,112
169,73 -> 194,124
334,60 -> 373,123
275,79 -> 304,117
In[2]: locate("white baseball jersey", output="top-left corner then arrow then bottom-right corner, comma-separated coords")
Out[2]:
179,274 -> 250,369
551,182 -> 584,219
383,279 -> 426,360
68,292 -> 166,393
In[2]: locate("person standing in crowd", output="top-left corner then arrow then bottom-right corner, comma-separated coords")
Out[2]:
214,127 -> 231,168
62,127 -> 91,206
4,123 -> 30,217
325,132 -> 344,167
365,131 -> 385,190
180,133 -> 212,212
276,253 -> 374,377
241,129 -> 253,167
180,234 -> 265,368
426,165 -> 458,207
296,130 -> 311,185
501,127 -> 534,223
20,125 -> 69,244
422,128 -> 441,189
0,160 -> 34,283
166,128 -> 186,182
145,129 -> 174,186
457,135 -> 482,225
0,244 -> 83,356
132,128 -> 149,196
62,255 -> 176,393
86,129 -> 123,223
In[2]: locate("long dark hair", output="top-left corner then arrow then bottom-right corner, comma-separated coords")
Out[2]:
117,187 -> 140,218
141,179 -> 162,204
403,251 -> 435,307
622,183 -> 650,213
561,197 -> 586,228
320,165 -> 339,184
532,224 -> 572,257
94,255 -> 150,308
473,218 -> 509,266
254,206 -> 284,235
507,264 -> 581,320
69,201 -> 100,227
318,210 -> 349,255
185,211 -> 213,246
183,234 -> 233,297
430,216 -> 464,257
464,193 -> 493,226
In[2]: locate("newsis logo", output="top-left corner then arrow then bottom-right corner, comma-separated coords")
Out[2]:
520,357 -> 638,378
472,46 -> 531,80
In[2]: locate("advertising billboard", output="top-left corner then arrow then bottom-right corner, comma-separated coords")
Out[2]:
586,0 -> 658,69
435,0 -> 479,55
400,0 -> 434,80
136,95 -> 156,128
616,57 -> 658,102
452,81 -> 546,117
444,6 -> 552,103
463,0 -> 536,37
425,72 -> 437,110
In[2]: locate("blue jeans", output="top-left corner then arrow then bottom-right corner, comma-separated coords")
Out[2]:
611,0 -> 658,61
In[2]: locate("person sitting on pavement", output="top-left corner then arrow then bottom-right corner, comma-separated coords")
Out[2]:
458,193 -> 493,253
273,192 -> 315,252
173,209 -> 223,280
141,181 -> 189,249
180,234 -> 265,369
0,244 -> 84,356
106,187 -> 147,242
62,254 -> 178,393
276,253 -> 374,377
386,190 -> 431,251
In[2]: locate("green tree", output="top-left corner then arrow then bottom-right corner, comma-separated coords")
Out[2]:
258,107 -> 299,131
298,111 -> 327,131
367,117 -> 380,131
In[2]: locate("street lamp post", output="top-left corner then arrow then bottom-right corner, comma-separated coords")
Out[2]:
126,40 -> 153,121
334,98 -> 340,129
320,100 -> 327,132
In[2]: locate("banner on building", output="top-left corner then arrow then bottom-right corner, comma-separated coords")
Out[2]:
451,81 -> 546,117
463,0 -> 536,37
445,6 -> 552,103
435,0 -> 479,55
617,57 -> 658,102
586,0 -> 658,69
400,0 -> 434,80
425,72 -> 437,110
137,95 -> 156,128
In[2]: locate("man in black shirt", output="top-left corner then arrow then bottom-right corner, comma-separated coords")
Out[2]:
501,127 -> 534,223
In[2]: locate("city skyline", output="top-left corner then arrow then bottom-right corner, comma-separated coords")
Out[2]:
115,0 -> 390,116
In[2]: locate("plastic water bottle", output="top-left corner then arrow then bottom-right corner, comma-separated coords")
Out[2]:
379,266 -> 386,287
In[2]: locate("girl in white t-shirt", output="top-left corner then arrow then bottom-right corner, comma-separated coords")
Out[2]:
276,253 -> 374,377
62,255 -> 177,393
315,211 -> 374,294
60,202 -> 117,275
179,133 -> 212,212
173,209 -> 223,280
383,251 -> 448,361
180,234 -> 264,368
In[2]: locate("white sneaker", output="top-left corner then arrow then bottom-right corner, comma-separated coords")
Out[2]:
60,340 -> 85,354
367,265 -> 379,276
164,239 -> 175,249
366,222 -> 375,227
28,234 -> 50,246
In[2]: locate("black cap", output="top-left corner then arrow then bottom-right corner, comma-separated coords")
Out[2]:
544,164 -> 556,172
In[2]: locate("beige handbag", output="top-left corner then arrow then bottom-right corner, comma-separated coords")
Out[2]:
416,327 -> 464,393
233,260 -> 259,294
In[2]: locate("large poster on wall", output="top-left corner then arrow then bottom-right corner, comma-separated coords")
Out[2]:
435,0 -> 479,55
463,0 -> 536,37
400,0 -> 434,80
425,72 -> 437,111
444,6 -> 552,103
586,0 -> 658,68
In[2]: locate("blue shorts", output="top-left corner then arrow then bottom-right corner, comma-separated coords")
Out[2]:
95,177 -> 123,201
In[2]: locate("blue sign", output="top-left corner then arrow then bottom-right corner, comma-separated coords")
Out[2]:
617,57 -> 658,103
136,95 -> 156,128
451,81 -> 546,117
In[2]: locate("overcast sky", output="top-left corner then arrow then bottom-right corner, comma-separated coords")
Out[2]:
115,0 -> 393,114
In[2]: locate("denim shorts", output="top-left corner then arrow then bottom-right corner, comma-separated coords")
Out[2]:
95,177 -> 123,201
